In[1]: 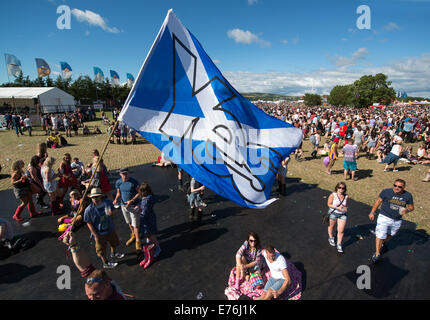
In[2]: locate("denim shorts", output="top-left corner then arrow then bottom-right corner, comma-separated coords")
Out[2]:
263,277 -> 285,292
329,212 -> 347,221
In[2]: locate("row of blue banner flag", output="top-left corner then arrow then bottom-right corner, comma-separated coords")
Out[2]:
3,54 -> 134,85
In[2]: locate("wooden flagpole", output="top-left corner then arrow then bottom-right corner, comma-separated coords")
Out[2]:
70,118 -> 120,227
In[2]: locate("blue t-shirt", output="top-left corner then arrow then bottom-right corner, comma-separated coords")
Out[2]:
115,177 -> 139,205
83,200 -> 114,235
379,188 -> 413,221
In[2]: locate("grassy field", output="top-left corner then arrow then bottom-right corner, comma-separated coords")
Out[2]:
0,117 -> 428,232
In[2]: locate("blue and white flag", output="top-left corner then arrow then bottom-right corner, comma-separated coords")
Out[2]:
119,10 -> 302,208
126,73 -> 134,87
110,70 -> 120,86
4,54 -> 22,77
60,61 -> 73,79
94,67 -> 104,83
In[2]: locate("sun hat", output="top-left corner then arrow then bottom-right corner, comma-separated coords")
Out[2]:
119,167 -> 129,174
88,188 -> 103,198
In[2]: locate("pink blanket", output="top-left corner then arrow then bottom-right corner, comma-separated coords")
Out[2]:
224,260 -> 302,300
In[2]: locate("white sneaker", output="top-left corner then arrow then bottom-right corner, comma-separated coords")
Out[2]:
337,244 -> 343,253
328,237 -> 336,246
103,261 -> 118,269
110,252 -> 125,259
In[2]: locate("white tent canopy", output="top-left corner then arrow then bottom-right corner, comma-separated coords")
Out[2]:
0,87 -> 76,113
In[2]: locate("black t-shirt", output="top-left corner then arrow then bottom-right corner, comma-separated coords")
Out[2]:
379,188 -> 413,221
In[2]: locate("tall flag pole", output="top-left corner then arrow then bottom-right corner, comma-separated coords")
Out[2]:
35,58 -> 51,78
118,10 -> 302,209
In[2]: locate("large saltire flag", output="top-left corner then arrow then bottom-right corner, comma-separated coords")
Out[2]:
94,67 -> 104,83
119,10 -> 302,208
4,54 -> 22,77
60,61 -> 73,79
110,70 -> 120,86
35,58 -> 51,77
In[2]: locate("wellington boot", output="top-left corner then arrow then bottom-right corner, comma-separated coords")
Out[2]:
126,233 -> 136,246
135,240 -> 142,251
28,201 -> 42,218
13,205 -> 25,222
189,207 -> 196,221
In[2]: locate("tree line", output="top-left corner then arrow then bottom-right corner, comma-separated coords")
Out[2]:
1,72 -> 425,108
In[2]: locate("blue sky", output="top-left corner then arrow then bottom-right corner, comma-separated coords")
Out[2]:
1,0 -> 430,96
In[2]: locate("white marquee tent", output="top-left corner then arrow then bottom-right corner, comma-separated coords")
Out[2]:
0,87 -> 76,114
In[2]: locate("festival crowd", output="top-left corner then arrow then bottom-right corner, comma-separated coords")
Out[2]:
0,102 -> 428,300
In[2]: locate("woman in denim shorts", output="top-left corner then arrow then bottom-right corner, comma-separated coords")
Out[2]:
327,182 -> 349,253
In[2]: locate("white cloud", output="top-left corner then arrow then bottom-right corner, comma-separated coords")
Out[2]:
281,39 -> 288,44
222,54 -> 430,97
71,8 -> 121,34
213,59 -> 221,64
332,48 -> 369,68
385,22 -> 400,31
248,0 -> 258,5
227,29 -> 270,47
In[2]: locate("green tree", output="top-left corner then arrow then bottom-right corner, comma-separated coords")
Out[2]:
350,73 -> 396,108
328,85 -> 353,107
304,93 -> 322,106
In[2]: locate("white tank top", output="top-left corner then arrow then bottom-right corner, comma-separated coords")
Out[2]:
332,193 -> 348,214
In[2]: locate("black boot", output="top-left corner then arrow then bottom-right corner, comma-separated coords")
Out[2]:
189,207 -> 195,221
196,210 -> 203,221
282,183 -> 287,196
277,182 -> 282,194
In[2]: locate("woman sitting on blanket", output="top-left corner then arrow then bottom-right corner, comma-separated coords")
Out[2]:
234,232 -> 263,290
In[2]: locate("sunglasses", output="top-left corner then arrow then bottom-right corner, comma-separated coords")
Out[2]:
338,187 -> 346,190
393,184 -> 404,189
249,239 -> 256,243
86,277 -> 104,285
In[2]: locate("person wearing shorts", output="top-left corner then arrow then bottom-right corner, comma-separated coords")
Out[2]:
257,245 -> 291,300
113,168 -> 141,251
368,179 -> 414,263
342,138 -> 358,181
84,188 -> 124,269
327,182 -> 349,253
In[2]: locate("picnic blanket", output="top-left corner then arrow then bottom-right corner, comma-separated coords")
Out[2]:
224,260 -> 302,300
